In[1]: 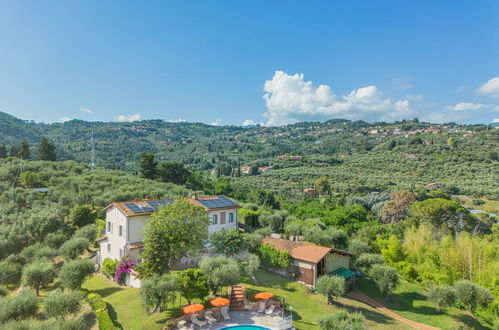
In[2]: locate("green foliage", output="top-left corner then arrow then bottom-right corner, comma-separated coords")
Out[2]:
32,316 -> 90,330
0,260 -> 22,286
140,274 -> 178,313
139,152 -> 157,179
73,224 -> 98,242
348,239 -> 371,255
0,143 -> 7,158
238,205 -> 261,227
20,243 -> 56,263
44,289 -> 81,318
199,256 -> 241,295
369,264 -> 400,298
140,199 -> 209,277
86,293 -> 117,330
244,232 -> 264,252
59,237 -> 90,259
37,136 -> 56,161
428,285 -> 456,312
21,260 -> 56,295
0,289 -> 38,322
303,226 -> 349,249
20,171 -> 39,188
454,280 -> 493,313
315,176 -> 330,195
210,228 -> 245,256
43,232 -> 67,249
69,205 -> 97,227
317,309 -> 367,330
102,258 -> 119,279
247,189 -> 279,209
256,244 -> 291,268
246,254 -> 260,278
355,253 -> 385,273
410,198 -> 475,232
258,210 -> 289,232
176,268 -> 209,304
59,259 -> 95,290
316,275 -> 345,304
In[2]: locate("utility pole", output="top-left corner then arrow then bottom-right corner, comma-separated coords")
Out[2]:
90,131 -> 96,170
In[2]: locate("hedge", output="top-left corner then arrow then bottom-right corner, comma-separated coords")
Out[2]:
86,293 -> 117,330
256,243 -> 292,268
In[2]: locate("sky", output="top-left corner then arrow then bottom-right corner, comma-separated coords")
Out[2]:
0,1 -> 498,126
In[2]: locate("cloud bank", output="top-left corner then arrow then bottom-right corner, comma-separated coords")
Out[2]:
80,107 -> 94,113
262,71 -> 413,125
477,77 -> 499,97
444,102 -> 485,111
116,114 -> 141,122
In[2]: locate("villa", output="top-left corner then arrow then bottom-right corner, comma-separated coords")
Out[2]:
97,194 -> 240,273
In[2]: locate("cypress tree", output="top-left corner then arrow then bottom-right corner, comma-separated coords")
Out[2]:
0,143 -> 6,158
37,137 -> 57,161
139,152 -> 157,179
18,141 -> 31,160
9,145 -> 18,157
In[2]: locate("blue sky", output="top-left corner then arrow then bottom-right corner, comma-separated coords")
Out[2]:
0,1 -> 498,125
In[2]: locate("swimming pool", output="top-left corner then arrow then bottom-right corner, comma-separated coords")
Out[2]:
220,326 -> 271,330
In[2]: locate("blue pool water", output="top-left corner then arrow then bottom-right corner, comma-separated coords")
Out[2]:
220,326 -> 271,330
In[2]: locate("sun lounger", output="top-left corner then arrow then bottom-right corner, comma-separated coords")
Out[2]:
176,320 -> 189,330
205,310 -> 217,324
257,302 -> 266,314
221,306 -> 231,321
190,314 -> 206,327
265,304 -> 275,316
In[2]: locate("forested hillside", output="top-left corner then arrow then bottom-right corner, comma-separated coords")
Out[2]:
1,112 -> 497,199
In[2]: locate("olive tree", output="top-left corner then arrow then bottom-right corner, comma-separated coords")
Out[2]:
58,238 -> 90,260
428,285 -> 456,313
140,274 -> 178,313
316,275 -> 345,304
355,253 -> 385,273
0,289 -> 38,322
59,259 -> 95,290
369,264 -> 399,299
210,228 -> 245,256
44,289 -> 81,319
22,260 -> 56,296
199,256 -> 241,296
454,280 -> 493,314
317,310 -> 367,330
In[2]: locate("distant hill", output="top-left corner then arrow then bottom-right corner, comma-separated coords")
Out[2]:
0,112 -> 41,145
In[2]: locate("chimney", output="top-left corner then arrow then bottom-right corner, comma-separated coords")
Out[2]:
192,192 -> 198,200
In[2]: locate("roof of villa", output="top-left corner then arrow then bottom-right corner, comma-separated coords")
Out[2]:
261,237 -> 355,263
104,195 -> 240,217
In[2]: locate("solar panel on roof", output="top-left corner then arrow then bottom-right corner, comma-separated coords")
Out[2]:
124,202 -> 142,213
197,196 -> 238,209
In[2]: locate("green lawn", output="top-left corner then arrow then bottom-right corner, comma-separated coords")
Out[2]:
356,278 -> 490,330
82,274 -> 181,330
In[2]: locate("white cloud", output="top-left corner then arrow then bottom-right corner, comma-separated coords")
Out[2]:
444,102 -> 485,111
262,71 -> 413,125
56,117 -> 72,122
80,107 -> 94,113
116,114 -> 141,122
492,118 -> 499,123
242,119 -> 257,126
477,77 -> 499,97
210,119 -> 222,126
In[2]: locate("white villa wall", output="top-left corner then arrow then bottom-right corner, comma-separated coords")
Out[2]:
99,206 -> 128,265
207,209 -> 238,234
128,215 -> 149,243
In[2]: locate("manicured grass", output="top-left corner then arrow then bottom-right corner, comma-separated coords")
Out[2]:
83,274 -> 181,330
242,271 -> 410,330
356,278 -> 489,330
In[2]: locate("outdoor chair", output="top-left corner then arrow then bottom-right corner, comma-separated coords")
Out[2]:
221,306 -> 231,321
190,314 -> 206,328
265,304 -> 275,316
205,310 -> 217,324
176,320 -> 189,330
257,302 -> 266,314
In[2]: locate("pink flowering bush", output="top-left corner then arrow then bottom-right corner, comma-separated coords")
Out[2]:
115,257 -> 136,285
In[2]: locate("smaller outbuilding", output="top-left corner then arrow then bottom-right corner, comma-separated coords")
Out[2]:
261,237 -> 356,289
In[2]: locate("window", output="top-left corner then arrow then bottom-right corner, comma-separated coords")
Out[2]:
107,243 -> 111,252
212,214 -> 218,224
119,225 -> 123,237
107,221 -> 112,232
229,213 -> 234,223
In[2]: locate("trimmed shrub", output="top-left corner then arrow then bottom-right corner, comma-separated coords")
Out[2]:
317,309 -> 367,330
369,264 -> 400,298
454,280 -> 494,313
428,285 -> 456,312
22,260 -> 56,296
87,293 -> 117,330
73,224 -> 98,242
31,316 -> 89,330
256,243 -> 291,268
44,231 -> 67,249
355,253 -> 385,272
102,258 -> 119,279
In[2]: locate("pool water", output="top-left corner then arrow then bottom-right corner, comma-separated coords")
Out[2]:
220,326 -> 271,330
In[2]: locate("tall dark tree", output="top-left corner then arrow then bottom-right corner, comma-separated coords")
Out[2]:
139,152 -> 157,179
9,145 -> 18,157
18,141 -> 31,160
37,137 -> 57,161
157,161 -> 190,184
0,143 -> 7,158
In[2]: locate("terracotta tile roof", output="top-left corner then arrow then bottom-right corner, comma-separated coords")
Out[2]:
104,195 -> 240,217
261,237 -> 354,263
127,242 -> 144,250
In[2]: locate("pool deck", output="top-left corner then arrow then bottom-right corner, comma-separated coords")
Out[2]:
205,310 -> 284,330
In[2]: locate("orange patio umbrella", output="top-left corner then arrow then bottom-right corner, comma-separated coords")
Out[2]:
255,292 -> 274,300
210,297 -> 230,307
183,304 -> 205,314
